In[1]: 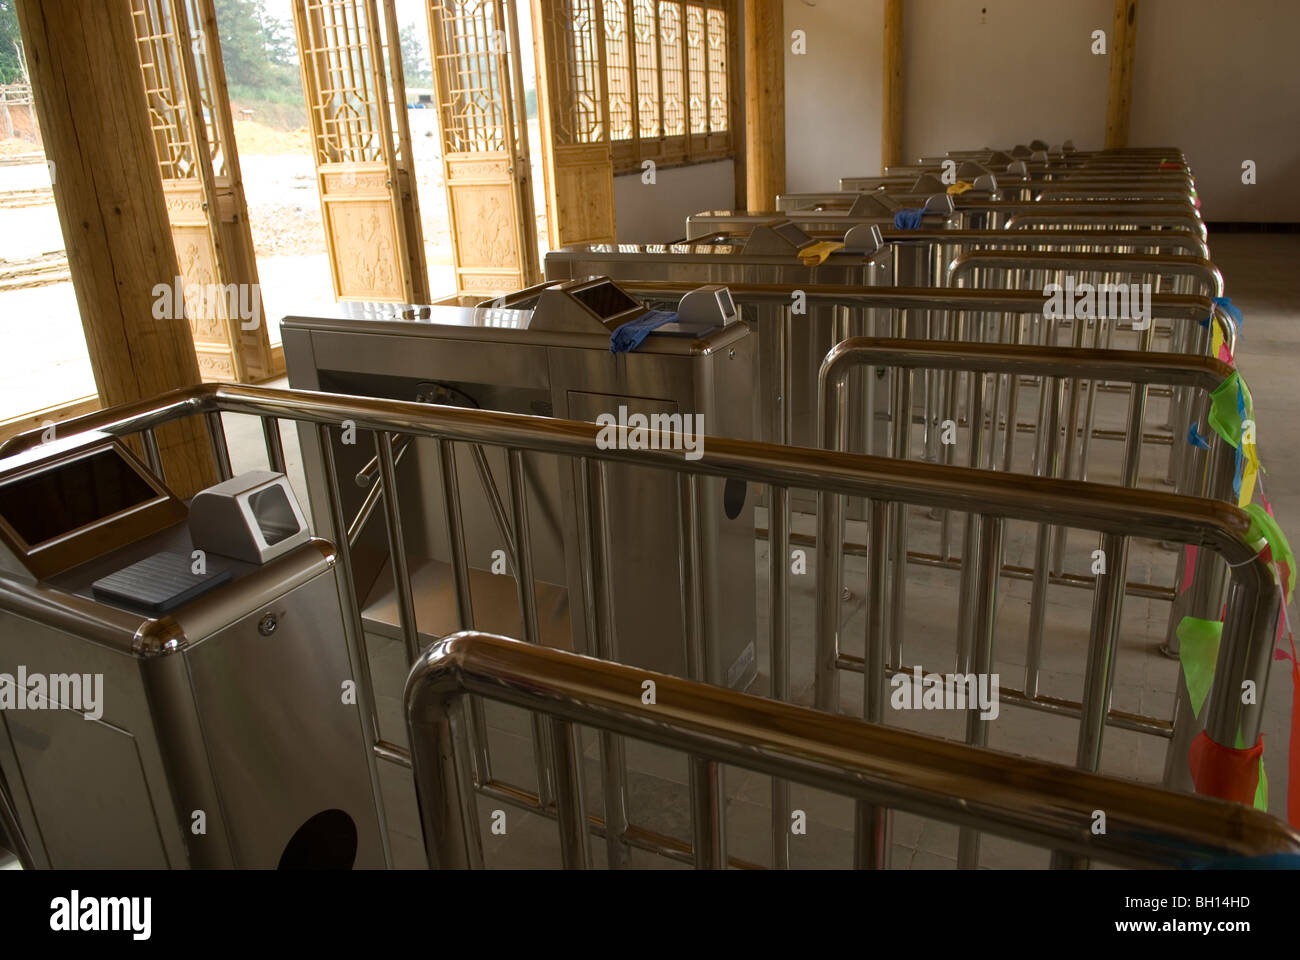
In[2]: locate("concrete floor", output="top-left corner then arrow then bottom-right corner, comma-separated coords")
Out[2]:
219,233 -> 1300,868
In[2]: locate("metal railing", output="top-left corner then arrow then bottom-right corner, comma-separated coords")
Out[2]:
815,338 -> 1238,754
406,631 -> 1300,870
946,249 -> 1223,297
0,382 -> 1281,871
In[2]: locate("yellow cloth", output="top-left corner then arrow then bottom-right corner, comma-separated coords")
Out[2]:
1211,318 -> 1227,360
947,180 -> 974,195
797,240 -> 844,266
1240,439 -> 1260,507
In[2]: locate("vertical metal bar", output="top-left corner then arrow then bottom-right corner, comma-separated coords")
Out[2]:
768,484 -> 791,869
1025,375 -> 1064,697
781,308 -> 794,446
408,690 -> 485,870
1000,316 -> 1023,473
679,472 -> 726,868
955,371 -> 986,672
1075,531 -> 1131,772
815,370 -> 849,713
316,423 -> 392,868
141,427 -> 164,480
579,456 -> 632,867
205,409 -> 232,480
938,313 -> 963,557
1078,312 -> 1105,482
507,448 -> 556,808
470,443 -> 519,571
678,474 -> 707,679
957,514 -> 1004,869
889,367 -> 910,668
690,755 -> 726,869
549,716 -> 591,869
438,439 -> 490,783
261,416 -> 286,474
853,498 -> 892,869
1051,530 -> 1130,869
1206,574 -> 1277,765
1052,298 -> 1089,571
377,431 -> 420,665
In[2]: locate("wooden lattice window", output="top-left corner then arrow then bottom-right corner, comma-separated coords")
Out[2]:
590,0 -> 737,173
297,0 -> 389,165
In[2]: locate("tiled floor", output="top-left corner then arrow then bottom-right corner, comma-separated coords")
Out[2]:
221,233 -> 1300,869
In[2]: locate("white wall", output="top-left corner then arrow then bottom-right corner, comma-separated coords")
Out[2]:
781,0 -> 1300,221
613,159 -> 736,242
1130,0 -> 1300,221
783,0 -> 885,192
901,0 -> 1109,164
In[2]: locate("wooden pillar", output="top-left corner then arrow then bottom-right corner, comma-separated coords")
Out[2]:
1104,0 -> 1137,148
881,0 -> 904,170
743,0 -> 784,210
16,0 -> 216,497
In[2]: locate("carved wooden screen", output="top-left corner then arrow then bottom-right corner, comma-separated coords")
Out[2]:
292,0 -> 429,303
532,0 -> 616,248
602,0 -> 734,173
131,0 -> 277,383
426,0 -> 539,295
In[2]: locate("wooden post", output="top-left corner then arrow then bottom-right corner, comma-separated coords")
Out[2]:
744,0 -> 784,210
1104,0 -> 1137,149
16,0 -> 216,497
881,0 -> 904,170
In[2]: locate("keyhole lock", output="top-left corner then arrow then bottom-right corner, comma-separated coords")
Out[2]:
257,613 -> 278,637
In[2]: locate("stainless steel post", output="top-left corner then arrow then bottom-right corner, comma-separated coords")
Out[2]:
205,410 -> 232,480
550,717 -> 592,869
439,439 -> 491,785
854,499 -> 892,869
507,449 -> 556,809
769,485 -> 792,868
580,457 -> 632,867
957,514 -> 1004,869
261,416 -> 286,474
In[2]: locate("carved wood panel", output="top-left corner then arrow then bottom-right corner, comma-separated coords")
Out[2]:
131,0 -> 277,382
427,0 -> 540,296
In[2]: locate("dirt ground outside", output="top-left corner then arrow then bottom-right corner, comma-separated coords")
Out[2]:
0,104 -> 550,421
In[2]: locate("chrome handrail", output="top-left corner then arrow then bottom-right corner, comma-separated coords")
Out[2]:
405,631 -> 1300,870
0,382 -> 1279,868
1006,211 -> 1207,240
946,249 -> 1224,298
815,337 -> 1238,728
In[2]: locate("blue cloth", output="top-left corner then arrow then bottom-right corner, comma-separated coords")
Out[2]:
1188,423 -> 1211,450
1232,378 -> 1247,499
610,309 -> 678,353
1202,296 -> 1243,332
894,208 -> 925,230
1214,295 -> 1244,331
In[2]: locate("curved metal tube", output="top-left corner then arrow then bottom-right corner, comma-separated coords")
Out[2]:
405,631 -> 1300,869
0,382 -> 1278,762
946,249 -> 1224,298
1006,211 -> 1208,241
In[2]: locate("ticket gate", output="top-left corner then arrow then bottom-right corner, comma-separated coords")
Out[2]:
543,221 -> 895,456
0,441 -> 385,868
282,277 -> 758,689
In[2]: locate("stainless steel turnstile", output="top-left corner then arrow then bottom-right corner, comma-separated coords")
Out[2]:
0,440 -> 385,868
543,222 -> 895,455
283,277 -> 758,689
